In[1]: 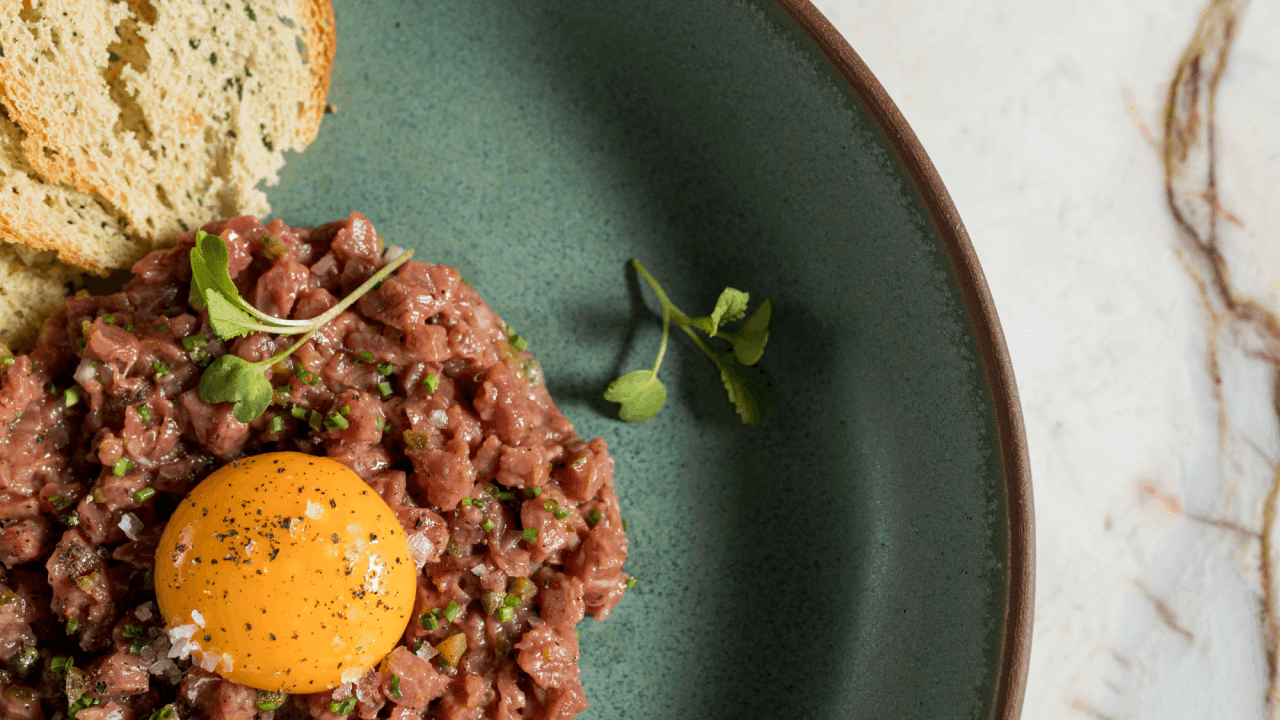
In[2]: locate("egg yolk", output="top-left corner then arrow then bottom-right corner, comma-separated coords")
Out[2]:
154,452 -> 416,692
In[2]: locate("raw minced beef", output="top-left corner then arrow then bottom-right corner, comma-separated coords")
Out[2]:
0,212 -> 631,720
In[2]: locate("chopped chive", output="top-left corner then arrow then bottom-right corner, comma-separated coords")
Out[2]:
389,674 -> 402,698
48,382 -> 58,396
422,373 -> 439,392
625,577 -> 638,590
152,360 -> 171,376
136,404 -> 152,422
420,612 -> 439,630
123,624 -> 143,638
377,362 -> 394,376
589,509 -> 603,525
76,338 -> 87,350
521,527 -> 538,543
63,386 -> 81,407
268,416 -> 283,434
291,406 -> 308,419
0,357 -> 13,366
553,507 -> 571,520
133,487 -> 156,503
66,617 -> 80,634
356,350 -> 374,364
339,405 -> 351,416
324,413 -> 349,430
274,384 -> 292,394
460,497 -> 472,507
472,497 -> 485,509
507,330 -> 528,351
51,656 -> 72,674
49,494 -> 72,510
524,486 -> 542,499
123,324 -> 134,332
543,499 -> 558,512
497,606 -> 514,623
102,314 -> 115,325
622,518 -> 629,531
152,708 -> 178,720
329,697 -> 357,715
309,410 -> 323,431
129,637 -> 149,655
503,594 -> 520,608
182,333 -> 209,351
481,519 -> 495,532
377,381 -> 393,398
443,600 -> 461,621
62,513 -> 80,527
113,457 -> 135,477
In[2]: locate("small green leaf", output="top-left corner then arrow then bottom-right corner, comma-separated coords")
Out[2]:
728,298 -> 770,366
189,231 -> 242,309
604,370 -> 667,423
199,354 -> 272,423
716,353 -> 773,427
691,287 -> 749,336
204,292 -> 262,339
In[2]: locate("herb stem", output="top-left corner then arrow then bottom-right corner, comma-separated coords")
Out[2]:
677,323 -> 719,363
632,259 -> 693,325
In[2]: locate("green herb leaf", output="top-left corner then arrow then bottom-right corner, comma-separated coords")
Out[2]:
603,370 -> 666,423
199,354 -> 273,423
715,353 -> 774,427
189,230 -> 241,310
725,298 -> 770,366
692,287 -> 749,336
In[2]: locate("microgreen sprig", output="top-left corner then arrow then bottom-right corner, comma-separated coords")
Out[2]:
191,231 -> 413,422
605,259 -> 773,426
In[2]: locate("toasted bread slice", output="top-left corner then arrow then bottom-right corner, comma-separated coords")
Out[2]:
0,0 -> 335,271
0,240 -> 79,350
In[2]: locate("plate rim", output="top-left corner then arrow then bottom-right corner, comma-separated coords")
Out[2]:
770,2 -> 1035,717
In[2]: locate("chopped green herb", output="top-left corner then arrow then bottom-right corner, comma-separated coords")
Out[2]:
443,600 -> 461,621
68,695 -> 100,717
589,509 -> 602,525
123,624 -> 143,638
521,527 -> 538,543
377,381 -> 393,398
133,487 -> 156,503
553,507 -> 571,521
190,231 -> 414,422
63,386 -> 81,408
136,404 -> 151,422
471,496 -> 485,509
149,708 -> 177,720
626,576 -> 639,590
291,406 -> 308,420
0,357 -> 13,366
389,673 -> 402,698
123,324 -> 134,331
182,333 -> 209,351
101,314 -> 115,325
255,691 -> 285,712
420,612 -> 439,630
51,656 -> 73,674
113,457 -> 135,478
543,499 -> 558,512
497,606 -> 514,623
524,486 -> 543,499
328,697 -> 357,715
49,494 -> 72,510
507,328 -> 528,351
324,412 -> 349,430
309,410 -> 323,432
76,338 -> 86,350
605,259 -> 773,426
356,350 -> 374,364
339,405 -> 351,415
66,617 -> 80,634
129,637 -> 149,655
460,497 -> 472,507
481,519 -> 495,533
152,360 -> 171,376
622,518 -> 629,531
62,513 -> 80,527
503,593 -> 521,608
268,416 -> 283,434
422,373 -> 439,392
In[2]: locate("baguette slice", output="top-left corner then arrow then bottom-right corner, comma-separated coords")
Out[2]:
0,240 -> 79,350
0,0 -> 335,271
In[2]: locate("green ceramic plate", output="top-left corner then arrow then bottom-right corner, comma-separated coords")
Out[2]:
269,1 -> 1034,718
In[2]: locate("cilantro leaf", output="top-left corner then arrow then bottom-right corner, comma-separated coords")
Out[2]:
716,353 -> 773,427
199,354 -> 273,423
604,260 -> 773,426
603,370 -> 667,423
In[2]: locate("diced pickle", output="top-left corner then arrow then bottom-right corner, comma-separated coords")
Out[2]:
435,633 -> 467,668
481,591 -> 505,617
508,576 -> 537,604
403,430 -> 429,450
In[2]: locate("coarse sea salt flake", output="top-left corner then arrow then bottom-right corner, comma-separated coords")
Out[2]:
119,513 -> 143,541
306,500 -> 324,519
191,609 -> 205,627
168,624 -> 197,641
341,666 -> 364,684
471,563 -> 488,576
407,533 -> 431,569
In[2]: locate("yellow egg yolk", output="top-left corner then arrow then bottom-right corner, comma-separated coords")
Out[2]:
154,452 -> 416,692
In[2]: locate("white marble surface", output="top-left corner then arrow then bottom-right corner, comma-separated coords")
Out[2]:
814,1 -> 1280,718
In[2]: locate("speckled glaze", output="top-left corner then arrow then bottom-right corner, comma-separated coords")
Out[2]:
268,1 -> 1032,718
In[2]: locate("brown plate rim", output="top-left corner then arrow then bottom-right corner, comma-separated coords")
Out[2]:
770,2 -> 1035,718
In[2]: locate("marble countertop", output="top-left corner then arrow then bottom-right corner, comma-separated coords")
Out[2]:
814,0 -> 1280,717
